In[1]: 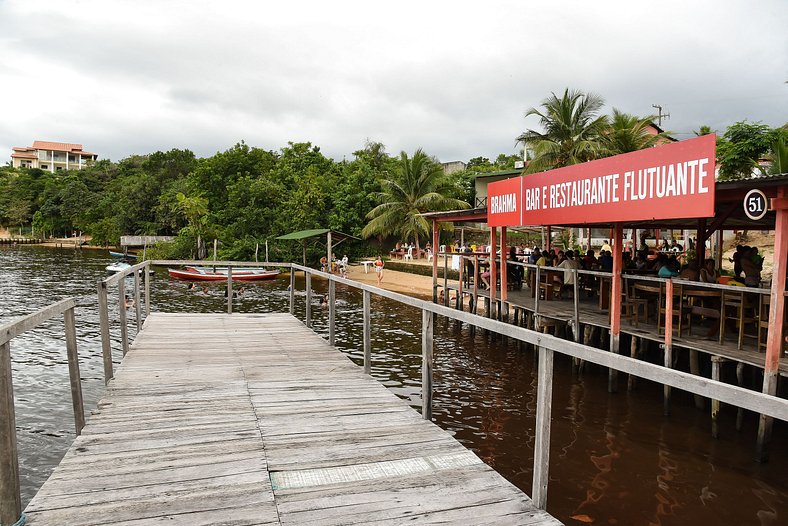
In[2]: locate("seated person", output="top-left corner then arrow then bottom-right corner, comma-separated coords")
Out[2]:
741,246 -> 763,287
582,249 -> 598,270
598,250 -> 613,271
658,256 -> 680,278
679,260 -> 699,281
699,258 -> 718,284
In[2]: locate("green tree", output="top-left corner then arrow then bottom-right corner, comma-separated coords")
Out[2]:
517,88 -> 609,172
361,149 -> 469,251
717,121 -> 776,180
176,192 -> 210,258
602,109 -> 665,155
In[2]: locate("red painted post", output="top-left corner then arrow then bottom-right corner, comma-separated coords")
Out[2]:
501,227 -> 508,302
490,226 -> 497,318
432,219 -> 439,303
608,223 -> 623,392
757,187 -> 788,461
664,278 -> 674,415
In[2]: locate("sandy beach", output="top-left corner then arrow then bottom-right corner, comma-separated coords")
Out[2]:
345,262 -> 434,299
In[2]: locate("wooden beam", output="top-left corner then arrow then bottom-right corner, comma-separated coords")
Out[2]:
501,227 -> 508,303
489,227 -> 497,318
609,223 -> 623,392
421,309 -> 434,421
432,220 -> 439,303
0,341 -> 21,526
532,345 -> 554,509
757,186 -> 788,461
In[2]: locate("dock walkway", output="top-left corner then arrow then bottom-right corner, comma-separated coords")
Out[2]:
24,312 -> 559,525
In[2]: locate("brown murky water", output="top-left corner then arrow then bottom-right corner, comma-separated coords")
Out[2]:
2,246 -> 786,525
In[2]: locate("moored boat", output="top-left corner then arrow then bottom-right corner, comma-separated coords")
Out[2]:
109,250 -> 137,260
168,266 -> 280,281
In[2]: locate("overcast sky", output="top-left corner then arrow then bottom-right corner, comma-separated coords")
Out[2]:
1,0 -> 786,163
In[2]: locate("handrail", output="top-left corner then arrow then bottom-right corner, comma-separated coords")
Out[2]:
1,299 -> 85,526
287,261 -> 788,509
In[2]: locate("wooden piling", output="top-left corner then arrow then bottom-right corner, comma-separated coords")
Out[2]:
532,344 -> 554,510
328,279 -> 336,345
0,341 -> 21,526
363,290 -> 371,375
64,307 -> 85,435
97,281 -> 113,383
118,279 -> 129,356
421,309 -> 434,421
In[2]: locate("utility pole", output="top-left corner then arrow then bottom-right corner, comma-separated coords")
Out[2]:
651,104 -> 670,127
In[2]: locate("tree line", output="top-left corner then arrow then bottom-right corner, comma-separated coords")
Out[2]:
1,88 -> 785,264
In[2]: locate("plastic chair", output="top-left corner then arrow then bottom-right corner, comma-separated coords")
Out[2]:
426,249 -> 433,262
403,247 -> 413,261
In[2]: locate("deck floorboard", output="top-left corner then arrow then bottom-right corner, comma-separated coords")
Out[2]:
25,313 -> 560,526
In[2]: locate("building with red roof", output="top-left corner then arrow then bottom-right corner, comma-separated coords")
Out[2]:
11,141 -> 98,171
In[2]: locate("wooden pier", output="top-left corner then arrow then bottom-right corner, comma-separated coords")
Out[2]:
23,312 -> 560,525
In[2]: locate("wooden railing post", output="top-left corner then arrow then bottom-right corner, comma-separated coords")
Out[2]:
363,290 -> 371,375
421,309 -> 434,421
227,266 -> 233,314
64,307 -> 85,435
97,281 -> 113,383
0,341 -> 21,526
144,262 -> 151,318
118,278 -> 129,356
289,267 -> 295,314
532,344 -> 554,510
572,268 -> 580,342
663,278 -> 674,416
305,271 -> 312,328
133,270 -> 142,332
328,279 -> 336,345
443,253 -> 449,307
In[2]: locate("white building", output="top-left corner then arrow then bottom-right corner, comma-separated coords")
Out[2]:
11,141 -> 98,171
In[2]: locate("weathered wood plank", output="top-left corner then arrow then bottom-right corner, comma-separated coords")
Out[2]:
25,313 -> 560,526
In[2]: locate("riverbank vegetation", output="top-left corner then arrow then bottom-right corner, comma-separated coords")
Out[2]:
2,89 -> 785,264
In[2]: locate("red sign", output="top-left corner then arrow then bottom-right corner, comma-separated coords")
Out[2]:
488,134 -> 716,226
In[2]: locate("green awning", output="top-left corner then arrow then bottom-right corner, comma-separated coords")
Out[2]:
276,229 -> 359,241
276,228 -> 331,240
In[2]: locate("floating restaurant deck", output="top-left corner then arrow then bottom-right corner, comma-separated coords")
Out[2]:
442,283 -> 788,376
24,312 -> 560,525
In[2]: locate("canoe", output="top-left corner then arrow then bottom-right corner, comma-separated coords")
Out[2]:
109,251 -> 137,260
168,267 -> 280,281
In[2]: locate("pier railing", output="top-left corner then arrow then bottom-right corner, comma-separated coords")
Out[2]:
0,298 -> 85,526
6,259 -> 787,522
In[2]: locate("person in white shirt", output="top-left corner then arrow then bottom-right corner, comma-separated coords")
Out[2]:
557,250 -> 582,299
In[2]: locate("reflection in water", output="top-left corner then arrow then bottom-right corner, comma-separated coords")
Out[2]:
1,246 -> 787,525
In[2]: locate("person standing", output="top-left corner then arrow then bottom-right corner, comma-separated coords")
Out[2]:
374,255 -> 385,285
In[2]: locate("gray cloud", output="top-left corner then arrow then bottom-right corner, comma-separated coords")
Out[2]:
1,0 -> 786,163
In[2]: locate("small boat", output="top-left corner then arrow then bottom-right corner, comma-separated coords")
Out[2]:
106,261 -> 131,274
168,266 -> 280,281
109,250 -> 137,260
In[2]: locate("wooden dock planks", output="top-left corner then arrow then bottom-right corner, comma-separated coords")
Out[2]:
24,313 -> 560,525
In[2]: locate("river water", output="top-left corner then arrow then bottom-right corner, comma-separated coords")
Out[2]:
1,246 -> 786,525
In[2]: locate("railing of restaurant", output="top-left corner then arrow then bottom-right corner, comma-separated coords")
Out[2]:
0,298 -> 85,526
3,259 -> 787,525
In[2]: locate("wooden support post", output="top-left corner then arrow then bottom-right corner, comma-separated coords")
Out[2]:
144,263 -> 151,318
133,270 -> 142,332
226,266 -> 233,314
736,362 -> 745,431
500,227 -> 508,303
0,341 -> 21,526
421,309 -> 434,421
363,290 -> 371,375
534,265 -> 541,319
532,344 -> 554,510
328,279 -> 336,346
715,229 -> 724,270
289,269 -> 295,314
118,278 -> 129,356
305,271 -> 312,328
489,227 -> 497,319
711,356 -> 722,439
664,278 -> 674,415
457,253 -> 464,311
443,249 -> 449,307
97,281 -> 113,384
757,188 -> 788,462
473,254 -> 479,315
572,268 -> 580,342
628,336 -> 638,392
608,223 -> 623,393
432,219 -> 439,303
689,350 -> 703,410
545,226 -> 551,252
64,307 -> 85,435
327,231 -> 333,274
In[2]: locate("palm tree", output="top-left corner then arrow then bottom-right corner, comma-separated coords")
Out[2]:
361,149 -> 469,252
176,192 -> 209,258
517,88 -> 609,172
602,109 -> 665,155
694,125 -> 714,137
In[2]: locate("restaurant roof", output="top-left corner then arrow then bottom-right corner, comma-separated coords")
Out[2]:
423,174 -> 788,230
